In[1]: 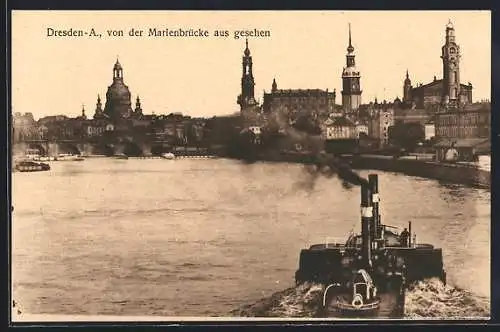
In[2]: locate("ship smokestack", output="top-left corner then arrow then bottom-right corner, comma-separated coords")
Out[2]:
368,174 -> 381,248
360,183 -> 373,269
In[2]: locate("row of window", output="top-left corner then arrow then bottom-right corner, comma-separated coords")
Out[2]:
437,127 -> 482,138
438,115 -> 488,126
269,97 -> 335,104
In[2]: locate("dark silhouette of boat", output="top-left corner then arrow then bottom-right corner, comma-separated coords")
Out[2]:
14,160 -> 51,172
295,173 -> 445,318
114,153 -> 129,160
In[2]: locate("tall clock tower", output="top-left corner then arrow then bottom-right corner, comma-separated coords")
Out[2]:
341,23 -> 362,115
441,20 -> 461,105
237,39 -> 257,111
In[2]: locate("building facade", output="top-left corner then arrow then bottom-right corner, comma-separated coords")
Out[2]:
394,108 -> 433,125
424,123 -> 436,141
324,116 -> 357,140
368,107 -> 394,148
434,103 -> 490,161
341,24 -> 362,115
12,112 -> 44,142
435,103 -> 490,139
262,83 -> 337,117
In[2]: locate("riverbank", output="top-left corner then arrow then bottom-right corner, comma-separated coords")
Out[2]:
229,152 -> 490,189
347,155 -> 490,189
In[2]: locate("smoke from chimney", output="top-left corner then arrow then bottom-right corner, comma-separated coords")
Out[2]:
242,109 -> 369,190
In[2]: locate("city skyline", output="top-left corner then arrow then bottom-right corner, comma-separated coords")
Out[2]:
12,10 -> 491,120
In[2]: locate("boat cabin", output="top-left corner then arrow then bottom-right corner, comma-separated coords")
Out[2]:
345,224 -> 413,249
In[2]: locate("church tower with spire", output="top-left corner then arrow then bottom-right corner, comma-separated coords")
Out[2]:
237,39 -> 257,111
93,94 -> 105,119
271,78 -> 277,93
134,96 -> 143,118
441,20 -> 461,105
80,104 -> 87,120
403,69 -> 412,104
341,23 -> 362,115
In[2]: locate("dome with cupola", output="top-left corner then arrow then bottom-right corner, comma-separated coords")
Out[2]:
103,58 -> 133,121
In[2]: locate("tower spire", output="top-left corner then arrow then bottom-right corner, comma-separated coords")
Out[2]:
349,23 -> 352,46
244,38 -> 250,56
238,39 -> 256,110
406,69 -> 409,79
347,23 -> 354,53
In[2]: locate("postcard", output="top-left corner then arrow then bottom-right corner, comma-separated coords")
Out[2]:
10,10 -> 491,322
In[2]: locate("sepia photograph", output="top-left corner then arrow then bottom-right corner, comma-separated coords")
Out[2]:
10,10 -> 491,322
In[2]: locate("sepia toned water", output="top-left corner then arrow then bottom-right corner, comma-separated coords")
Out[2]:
11,158 -> 490,318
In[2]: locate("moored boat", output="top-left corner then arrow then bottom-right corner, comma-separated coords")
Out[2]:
160,152 -> 175,160
14,160 -> 51,172
114,153 -> 129,160
55,153 -> 84,161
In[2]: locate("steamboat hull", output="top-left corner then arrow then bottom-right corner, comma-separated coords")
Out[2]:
295,246 -> 445,286
320,292 -> 404,318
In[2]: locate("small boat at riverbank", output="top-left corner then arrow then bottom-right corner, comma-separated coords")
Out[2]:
35,156 -> 56,162
114,154 -> 129,160
160,152 -> 175,160
14,160 -> 51,172
55,154 -> 84,161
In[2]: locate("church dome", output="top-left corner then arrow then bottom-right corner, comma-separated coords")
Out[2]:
108,81 -> 131,97
104,60 -> 133,120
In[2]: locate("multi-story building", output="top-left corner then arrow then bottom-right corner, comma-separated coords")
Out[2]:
323,115 -> 358,154
394,108 -> 432,125
262,84 -> 337,118
367,107 -> 394,148
324,116 -> 357,140
12,112 -> 43,142
435,103 -> 490,139
434,102 -> 490,161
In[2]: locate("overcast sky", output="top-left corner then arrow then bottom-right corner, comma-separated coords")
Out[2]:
12,10 -> 490,120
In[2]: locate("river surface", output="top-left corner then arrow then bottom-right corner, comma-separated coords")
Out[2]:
11,158 -> 490,318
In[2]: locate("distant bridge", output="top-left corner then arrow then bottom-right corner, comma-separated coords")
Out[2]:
12,139 -> 193,157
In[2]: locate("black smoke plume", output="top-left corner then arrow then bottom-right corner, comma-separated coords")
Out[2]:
313,151 -> 369,188
232,108 -> 369,189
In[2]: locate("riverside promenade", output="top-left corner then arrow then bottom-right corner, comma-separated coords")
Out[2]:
342,154 -> 490,189
232,151 -> 490,189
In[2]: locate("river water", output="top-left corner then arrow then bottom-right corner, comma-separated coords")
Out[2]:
11,158 -> 490,318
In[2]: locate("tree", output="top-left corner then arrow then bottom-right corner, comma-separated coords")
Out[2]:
388,123 -> 425,152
